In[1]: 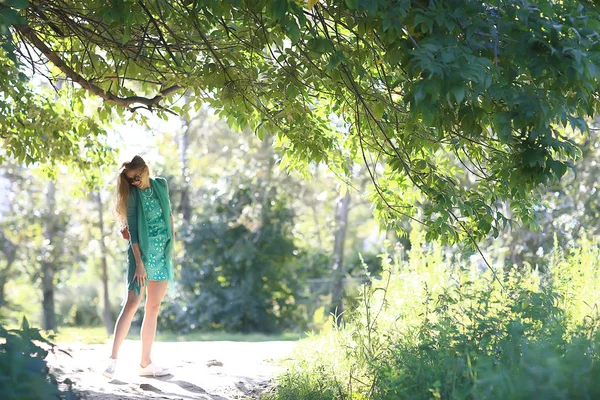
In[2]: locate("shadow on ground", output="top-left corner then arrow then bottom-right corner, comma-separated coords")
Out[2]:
48,340 -> 295,400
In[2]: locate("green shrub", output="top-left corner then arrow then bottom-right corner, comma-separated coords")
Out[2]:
376,280 -> 600,400
268,235 -> 600,400
0,317 -> 76,400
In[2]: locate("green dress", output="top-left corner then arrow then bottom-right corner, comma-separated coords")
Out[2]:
140,187 -> 169,280
125,177 -> 174,298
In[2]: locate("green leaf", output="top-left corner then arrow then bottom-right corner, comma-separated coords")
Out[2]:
339,181 -> 347,197
1,40 -> 17,63
523,148 -> 545,167
326,50 -> 346,71
547,159 -> 567,178
284,17 -> 300,43
122,24 -> 131,44
414,12 -> 433,34
414,159 -> 427,172
268,0 -> 288,20
371,101 -> 385,120
345,0 -> 358,10
451,85 -> 466,104
21,316 -> 30,331
312,37 -> 333,53
493,112 -> 513,143
2,0 -> 29,9
386,47 -> 403,65
0,7 -> 25,25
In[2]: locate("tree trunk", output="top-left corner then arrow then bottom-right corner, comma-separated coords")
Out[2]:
242,132 -> 275,331
0,259 -> 16,310
42,181 -> 57,332
95,191 -> 113,334
310,165 -> 324,250
330,190 -> 351,327
179,94 -> 192,227
258,132 -> 275,229
0,232 -> 17,309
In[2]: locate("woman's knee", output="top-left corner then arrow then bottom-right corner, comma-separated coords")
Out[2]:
144,301 -> 161,315
145,281 -> 168,312
124,294 -> 142,310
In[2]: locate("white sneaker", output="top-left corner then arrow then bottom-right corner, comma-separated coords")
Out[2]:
103,358 -> 117,379
138,362 -> 170,377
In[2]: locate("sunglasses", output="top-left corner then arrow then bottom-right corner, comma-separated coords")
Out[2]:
125,173 -> 142,184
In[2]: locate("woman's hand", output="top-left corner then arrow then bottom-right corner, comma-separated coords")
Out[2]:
121,226 -> 130,240
134,263 -> 147,288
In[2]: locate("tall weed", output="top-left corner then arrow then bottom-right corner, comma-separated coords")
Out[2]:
269,236 -> 600,399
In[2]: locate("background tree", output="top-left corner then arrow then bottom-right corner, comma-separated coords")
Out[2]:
485,117 -> 600,268
155,109 -> 339,332
330,189 -> 351,324
0,50 -> 113,174
93,190 -> 113,334
1,0 -> 597,244
2,0 -> 600,338
40,181 -> 58,331
0,226 -> 17,311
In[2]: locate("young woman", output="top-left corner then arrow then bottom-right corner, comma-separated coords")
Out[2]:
103,155 -> 175,378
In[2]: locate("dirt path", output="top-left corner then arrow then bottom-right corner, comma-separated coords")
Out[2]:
46,340 -> 296,399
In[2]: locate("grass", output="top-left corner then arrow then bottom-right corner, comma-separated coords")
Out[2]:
50,326 -> 305,344
154,330 -> 305,342
50,326 -> 109,344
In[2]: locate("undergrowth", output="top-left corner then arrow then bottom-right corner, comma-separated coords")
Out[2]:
0,317 -> 76,400
267,235 -> 600,400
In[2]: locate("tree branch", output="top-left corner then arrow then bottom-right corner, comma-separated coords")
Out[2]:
15,24 -> 182,111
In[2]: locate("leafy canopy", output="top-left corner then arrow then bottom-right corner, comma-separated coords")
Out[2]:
1,0 -> 599,243
1,1 -> 114,178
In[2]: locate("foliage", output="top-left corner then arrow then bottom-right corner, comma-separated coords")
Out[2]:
166,183 -> 301,333
1,0 -> 598,242
489,118 -> 600,267
1,105 -> 378,333
0,163 -> 124,329
268,231 -> 600,399
153,109 -> 350,333
56,285 -> 104,327
0,50 -> 114,177
0,317 -> 76,400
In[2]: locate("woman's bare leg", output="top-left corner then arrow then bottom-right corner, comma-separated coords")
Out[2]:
110,290 -> 143,359
140,280 -> 168,367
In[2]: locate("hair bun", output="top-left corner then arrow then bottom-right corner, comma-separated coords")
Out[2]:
120,155 -> 146,171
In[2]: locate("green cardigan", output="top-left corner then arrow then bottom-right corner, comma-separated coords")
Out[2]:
126,177 -> 174,296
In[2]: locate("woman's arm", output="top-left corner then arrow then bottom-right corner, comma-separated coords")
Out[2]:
159,177 -> 176,242
126,190 -> 139,244
170,216 -> 176,242
127,190 -> 146,286
131,243 -> 143,265
131,243 -> 146,287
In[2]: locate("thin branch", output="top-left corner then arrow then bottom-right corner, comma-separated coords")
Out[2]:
448,209 -> 506,292
15,24 -> 182,111
137,0 -> 181,71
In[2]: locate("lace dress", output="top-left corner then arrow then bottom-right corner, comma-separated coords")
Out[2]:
140,187 -> 169,280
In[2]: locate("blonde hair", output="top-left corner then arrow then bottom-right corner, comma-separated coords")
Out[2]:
115,155 -> 150,225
